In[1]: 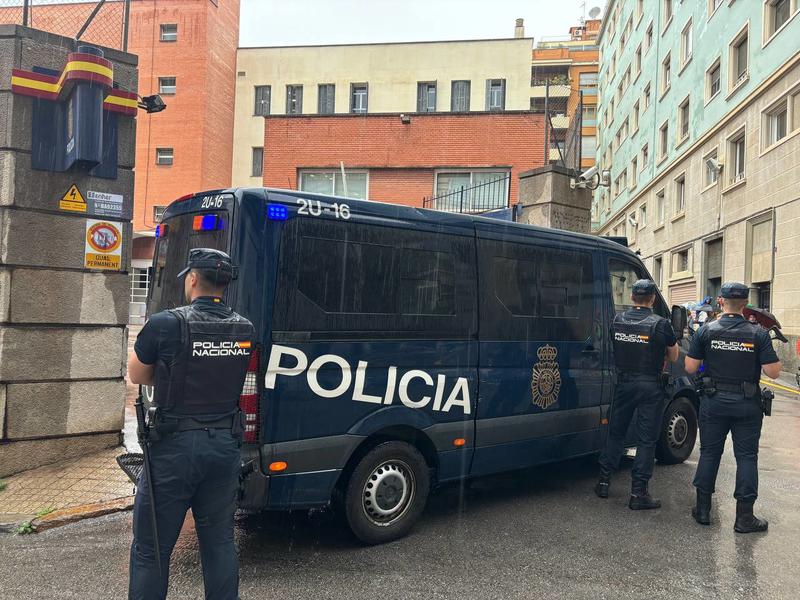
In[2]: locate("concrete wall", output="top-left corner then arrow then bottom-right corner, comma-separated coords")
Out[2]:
0,25 -> 137,477
233,38 -> 534,187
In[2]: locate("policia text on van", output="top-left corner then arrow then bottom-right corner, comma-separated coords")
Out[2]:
146,188 -> 695,545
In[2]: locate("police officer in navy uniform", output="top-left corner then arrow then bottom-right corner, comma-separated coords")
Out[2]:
128,248 -> 255,599
685,282 -> 781,533
595,279 -> 679,509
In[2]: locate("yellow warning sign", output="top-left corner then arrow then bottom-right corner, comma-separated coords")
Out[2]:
60,184 -> 87,212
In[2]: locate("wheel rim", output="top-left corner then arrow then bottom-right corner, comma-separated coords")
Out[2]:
361,460 -> 415,527
667,412 -> 689,448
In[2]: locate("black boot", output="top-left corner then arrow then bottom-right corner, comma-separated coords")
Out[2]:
734,500 -> 768,533
692,490 -> 712,525
629,481 -> 661,510
595,474 -> 610,499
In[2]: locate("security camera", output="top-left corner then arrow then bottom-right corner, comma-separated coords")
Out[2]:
705,156 -> 723,173
627,213 -> 637,227
570,164 -> 611,190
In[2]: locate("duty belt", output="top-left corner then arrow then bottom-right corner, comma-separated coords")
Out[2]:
714,381 -> 754,394
175,415 -> 236,431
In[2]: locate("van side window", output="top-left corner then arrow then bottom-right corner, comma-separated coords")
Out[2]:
608,260 -> 644,312
479,240 -> 594,341
274,218 -> 476,338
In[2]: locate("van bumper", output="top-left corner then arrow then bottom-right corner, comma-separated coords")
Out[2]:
239,466 -> 343,511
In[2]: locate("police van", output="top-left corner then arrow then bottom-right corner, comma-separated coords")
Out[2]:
147,187 -> 696,544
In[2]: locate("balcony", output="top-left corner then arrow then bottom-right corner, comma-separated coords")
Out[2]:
531,84 -> 571,98
550,114 -> 569,129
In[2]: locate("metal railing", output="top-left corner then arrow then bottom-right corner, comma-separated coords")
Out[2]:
0,0 -> 131,51
422,175 -> 511,214
542,82 -> 583,172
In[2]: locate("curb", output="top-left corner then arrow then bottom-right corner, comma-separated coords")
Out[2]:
12,496 -> 136,534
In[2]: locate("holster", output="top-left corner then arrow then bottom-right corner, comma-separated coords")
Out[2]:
760,388 -> 774,417
701,377 -> 716,397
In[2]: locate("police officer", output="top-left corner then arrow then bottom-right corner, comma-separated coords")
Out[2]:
684,282 -> 781,533
127,248 -> 255,599
595,279 -> 679,509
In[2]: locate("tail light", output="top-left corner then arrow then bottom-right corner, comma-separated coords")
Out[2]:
239,350 -> 260,444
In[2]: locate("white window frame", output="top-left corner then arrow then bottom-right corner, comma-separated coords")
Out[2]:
762,0 -> 798,46
159,24 -> 177,42
153,206 -> 167,223
653,254 -> 664,288
632,100 -> 640,134
639,202 -> 648,229
630,156 -> 638,189
433,169 -> 511,209
655,188 -> 666,226
298,169 -> 370,199
158,76 -> 176,95
677,95 -> 690,144
705,57 -> 722,104
658,120 -> 669,162
671,245 -> 692,279
728,23 -> 750,95
662,0 -> 674,33
643,82 -> 651,111
760,87 -> 799,152
155,148 -> 173,166
673,172 -> 687,216
702,147 -> 720,190
680,18 -> 693,70
641,143 -> 649,169
708,0 -> 724,19
634,44 -> 642,80
725,125 -> 747,188
660,52 -> 671,98
350,83 -> 368,114
645,22 -> 654,54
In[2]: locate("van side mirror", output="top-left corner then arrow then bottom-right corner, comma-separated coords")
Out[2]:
671,305 -> 687,340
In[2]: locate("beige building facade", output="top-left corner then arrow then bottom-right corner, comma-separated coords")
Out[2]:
599,54 -> 800,351
232,37 -> 534,186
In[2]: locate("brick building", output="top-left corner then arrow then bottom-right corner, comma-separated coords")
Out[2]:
262,112 -> 545,208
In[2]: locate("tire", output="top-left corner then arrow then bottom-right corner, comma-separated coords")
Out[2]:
655,397 -> 698,464
343,441 -> 430,545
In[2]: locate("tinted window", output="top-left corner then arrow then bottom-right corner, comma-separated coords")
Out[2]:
608,258 -> 669,317
399,249 -> 455,315
479,240 -> 594,341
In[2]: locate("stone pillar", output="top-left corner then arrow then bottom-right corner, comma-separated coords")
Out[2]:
516,165 -> 592,234
0,26 -> 137,476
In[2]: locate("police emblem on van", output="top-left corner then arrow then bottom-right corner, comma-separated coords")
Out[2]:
531,345 -> 561,410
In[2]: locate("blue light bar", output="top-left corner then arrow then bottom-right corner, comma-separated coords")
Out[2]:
267,203 -> 288,221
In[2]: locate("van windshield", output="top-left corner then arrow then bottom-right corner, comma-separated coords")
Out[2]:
147,211 -> 230,314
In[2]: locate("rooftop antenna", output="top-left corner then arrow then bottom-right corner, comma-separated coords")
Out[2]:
580,1 -> 586,25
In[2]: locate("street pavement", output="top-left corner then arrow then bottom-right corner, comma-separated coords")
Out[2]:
1,388 -> 799,600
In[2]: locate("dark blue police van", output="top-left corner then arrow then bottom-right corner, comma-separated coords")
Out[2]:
147,187 -> 697,544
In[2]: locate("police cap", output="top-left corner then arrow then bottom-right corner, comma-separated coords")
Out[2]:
177,248 -> 237,280
631,279 -> 657,296
720,281 -> 749,299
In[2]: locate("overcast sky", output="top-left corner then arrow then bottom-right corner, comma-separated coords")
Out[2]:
239,0 -> 608,48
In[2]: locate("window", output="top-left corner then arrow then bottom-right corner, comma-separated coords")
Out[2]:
708,0 -> 723,16
643,82 -> 651,110
636,0 -> 644,21
582,104 -> 597,126
417,82 -> 437,112
581,135 -> 597,159
158,76 -> 176,95
706,59 -> 721,101
641,143 -> 649,168
635,45 -> 642,77
674,174 -> 686,214
645,22 -> 654,52
153,206 -> 166,223
749,217 -> 774,287
299,170 -> 368,199
286,85 -> 303,114
155,148 -> 173,166
579,72 -> 599,95
254,85 -> 271,116
678,96 -> 690,141
680,19 -> 693,67
630,157 -> 638,188
656,189 -> 666,224
434,171 -> 509,211
663,0 -> 673,29
764,0 -> 794,41
609,259 -> 646,312
729,26 -> 749,91
705,238 -> 723,299
486,79 -> 506,111
727,128 -> 746,184
659,121 -> 669,159
640,203 -> 647,228
318,84 -> 335,114
451,80 -> 471,111
632,101 -> 640,133
159,24 -> 177,42
672,248 -> 691,275
762,98 -> 789,147
653,255 -> 663,288
251,147 -> 263,178
704,148 -> 720,187
661,52 -> 671,95
350,83 -> 368,114
628,213 -> 637,243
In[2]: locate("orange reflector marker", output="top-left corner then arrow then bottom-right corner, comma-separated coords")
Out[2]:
453,438 -> 466,447
269,461 -> 288,472
601,418 -> 609,425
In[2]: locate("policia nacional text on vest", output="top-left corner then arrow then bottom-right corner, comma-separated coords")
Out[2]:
127,248 -> 255,600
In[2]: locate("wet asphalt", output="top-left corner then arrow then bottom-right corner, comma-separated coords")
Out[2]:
1,387 -> 799,600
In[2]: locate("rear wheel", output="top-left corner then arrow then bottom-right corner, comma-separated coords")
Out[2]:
344,441 -> 430,545
656,397 -> 698,464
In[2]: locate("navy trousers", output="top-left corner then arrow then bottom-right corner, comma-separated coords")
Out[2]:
693,394 -> 763,501
599,377 -> 664,485
128,429 -> 241,600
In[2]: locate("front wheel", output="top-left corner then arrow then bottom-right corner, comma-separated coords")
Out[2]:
343,441 -> 430,545
655,397 -> 698,464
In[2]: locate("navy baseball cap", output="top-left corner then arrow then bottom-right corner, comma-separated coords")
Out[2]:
177,248 -> 236,280
632,279 -> 657,296
720,281 -> 749,299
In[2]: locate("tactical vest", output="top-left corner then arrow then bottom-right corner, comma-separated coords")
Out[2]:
611,311 -> 663,375
704,322 -> 760,386
153,303 -> 255,417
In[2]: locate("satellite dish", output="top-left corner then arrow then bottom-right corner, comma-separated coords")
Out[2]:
589,6 -> 602,18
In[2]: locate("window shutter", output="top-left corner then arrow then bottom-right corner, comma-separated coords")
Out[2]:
485,80 -> 491,110
750,219 -> 772,283
417,83 -> 425,112
363,84 -> 368,113
500,79 -> 506,110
